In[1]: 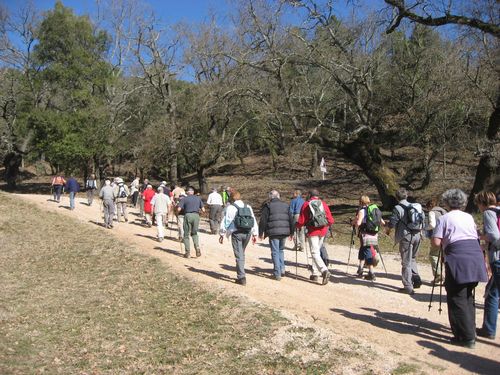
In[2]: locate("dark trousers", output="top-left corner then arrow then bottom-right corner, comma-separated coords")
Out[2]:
445,263 -> 478,341
132,191 -> 139,207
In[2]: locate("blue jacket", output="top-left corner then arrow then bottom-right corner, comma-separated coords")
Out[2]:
66,177 -> 80,193
289,196 -> 305,215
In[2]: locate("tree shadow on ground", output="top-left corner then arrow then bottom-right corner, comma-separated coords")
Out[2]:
0,182 -> 51,194
417,340 -> 500,375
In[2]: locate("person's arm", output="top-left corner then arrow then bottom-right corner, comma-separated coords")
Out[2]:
354,209 -> 364,228
431,237 -> 442,248
385,206 -> 400,234
427,211 -> 436,230
296,202 -> 309,229
484,210 -> 500,243
258,204 -> 269,239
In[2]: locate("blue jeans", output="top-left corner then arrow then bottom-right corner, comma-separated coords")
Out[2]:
231,232 -> 251,280
269,237 -> 286,277
69,192 -> 76,210
482,260 -> 500,336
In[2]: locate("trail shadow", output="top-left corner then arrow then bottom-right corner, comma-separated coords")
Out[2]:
332,273 -> 408,293
59,205 -> 72,210
89,220 -> 106,228
220,263 -> 269,279
154,246 -> 184,258
135,233 -> 158,241
79,201 -> 91,206
331,307 -> 451,343
418,340 -> 500,375
185,265 -> 234,283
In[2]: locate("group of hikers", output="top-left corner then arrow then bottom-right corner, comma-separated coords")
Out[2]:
50,174 -> 500,349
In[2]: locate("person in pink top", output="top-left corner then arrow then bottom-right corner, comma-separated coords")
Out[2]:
296,189 -> 334,285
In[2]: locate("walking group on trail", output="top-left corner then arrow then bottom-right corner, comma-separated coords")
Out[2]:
48,174 -> 499,349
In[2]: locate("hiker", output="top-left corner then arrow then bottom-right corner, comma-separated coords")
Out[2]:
130,176 -> 140,207
51,174 -> 66,202
151,186 -> 171,242
290,189 -> 305,251
219,190 -> 258,285
474,191 -> 500,340
114,178 -> 130,223
142,184 -> 155,227
159,181 -> 171,197
432,189 -> 488,349
99,179 -> 116,229
385,188 -> 425,295
177,187 -> 205,258
296,189 -> 334,285
259,190 -> 294,280
207,187 -> 223,234
85,174 -> 98,206
138,178 -> 149,218
353,195 -> 385,281
172,183 -> 186,203
425,198 -> 447,284
176,192 -> 187,241
65,176 -> 80,210
222,186 -> 231,206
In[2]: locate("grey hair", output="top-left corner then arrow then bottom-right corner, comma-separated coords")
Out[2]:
158,186 -> 164,193
396,188 -> 408,201
269,189 -> 280,199
441,189 -> 467,209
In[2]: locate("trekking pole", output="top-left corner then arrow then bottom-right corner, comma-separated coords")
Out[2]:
294,228 -> 299,279
438,250 -> 444,315
377,246 -> 388,275
346,225 -> 355,274
428,245 -> 442,311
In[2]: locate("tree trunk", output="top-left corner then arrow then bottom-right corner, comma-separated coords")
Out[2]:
309,145 -> 318,177
341,137 -> 399,210
3,152 -> 22,190
197,167 -> 208,194
170,151 -> 178,183
466,89 -> 500,212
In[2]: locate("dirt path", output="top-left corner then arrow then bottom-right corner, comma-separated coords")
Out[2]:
19,194 -> 498,374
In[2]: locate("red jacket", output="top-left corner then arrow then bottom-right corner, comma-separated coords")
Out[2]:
142,189 -> 156,214
296,197 -> 334,237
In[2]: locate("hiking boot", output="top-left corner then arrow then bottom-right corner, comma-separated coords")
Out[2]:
321,270 -> 330,285
356,267 -> 363,278
450,338 -> 475,349
476,328 -> 495,340
158,237 -> 164,243
184,252 -> 190,258
236,277 -> 246,286
195,248 -> 201,257
309,275 -> 319,282
364,272 -> 376,281
274,275 -> 282,281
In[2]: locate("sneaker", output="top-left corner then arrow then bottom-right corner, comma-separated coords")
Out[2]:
356,267 -> 363,278
274,275 -> 282,281
236,277 -> 247,286
184,252 -> 190,258
397,287 -> 415,295
321,270 -> 330,285
158,237 -> 164,243
309,275 -> 319,282
195,248 -> 201,257
476,328 -> 495,340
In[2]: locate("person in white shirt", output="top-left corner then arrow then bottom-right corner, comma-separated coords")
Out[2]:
151,186 -> 171,242
219,190 -> 258,286
207,187 -> 223,234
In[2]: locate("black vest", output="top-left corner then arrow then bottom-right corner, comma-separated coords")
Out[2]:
265,199 -> 291,238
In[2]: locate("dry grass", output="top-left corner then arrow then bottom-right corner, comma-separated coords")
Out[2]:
0,193 -> 372,374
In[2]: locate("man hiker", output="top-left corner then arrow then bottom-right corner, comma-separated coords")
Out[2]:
386,188 -> 425,295
222,186 -> 231,206
172,183 -> 186,203
142,184 -> 155,227
130,176 -> 140,207
176,192 -> 187,241
65,176 -> 80,210
177,187 -> 205,258
296,189 -> 334,285
138,178 -> 149,218
151,186 -> 171,242
219,190 -> 258,285
114,177 -> 130,223
99,179 -> 116,229
51,174 -> 66,202
85,174 -> 98,206
207,187 -> 223,234
259,190 -> 294,280
290,189 -> 305,251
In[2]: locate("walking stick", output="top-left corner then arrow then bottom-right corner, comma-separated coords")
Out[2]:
294,228 -> 299,279
438,251 -> 444,315
428,245 -> 443,311
346,225 -> 355,274
376,246 -> 388,275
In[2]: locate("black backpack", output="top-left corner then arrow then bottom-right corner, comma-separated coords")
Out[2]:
118,184 -> 128,198
232,203 -> 254,233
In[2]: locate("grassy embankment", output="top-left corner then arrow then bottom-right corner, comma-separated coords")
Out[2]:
0,193 -> 371,374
